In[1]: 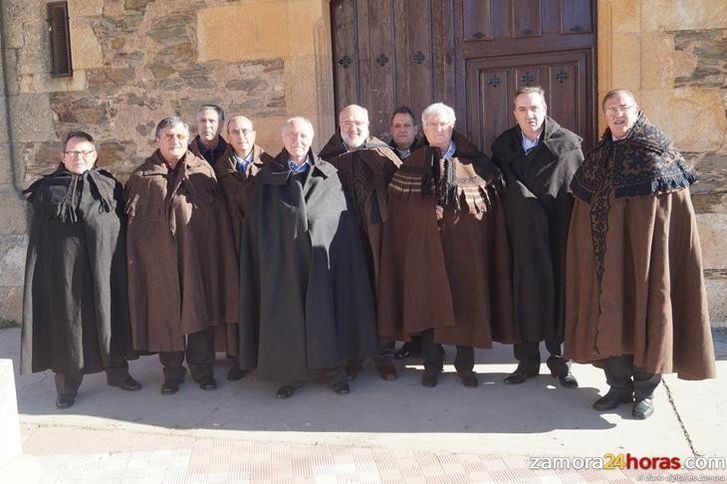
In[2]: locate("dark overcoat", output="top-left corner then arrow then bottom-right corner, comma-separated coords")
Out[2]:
125,150 -> 239,352
491,117 -> 583,341
238,150 -> 378,382
21,166 -> 130,375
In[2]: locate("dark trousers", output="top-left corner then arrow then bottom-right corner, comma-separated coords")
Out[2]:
55,345 -> 130,398
373,341 -> 395,365
421,329 -> 474,373
513,339 -> 570,377
158,328 -> 215,384
602,355 -> 661,400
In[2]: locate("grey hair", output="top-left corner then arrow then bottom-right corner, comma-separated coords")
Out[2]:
421,102 -> 456,125
513,86 -> 546,106
155,117 -> 190,140
197,104 -> 225,123
281,116 -> 315,136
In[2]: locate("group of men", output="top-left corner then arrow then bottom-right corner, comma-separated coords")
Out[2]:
21,87 -> 715,420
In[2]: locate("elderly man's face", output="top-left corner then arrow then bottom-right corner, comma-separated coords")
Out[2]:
61,137 -> 98,175
604,92 -> 639,139
513,92 -> 547,140
339,107 -> 370,149
390,113 -> 418,150
227,117 -> 256,158
283,120 -> 314,163
422,113 -> 454,152
196,109 -> 221,145
157,124 -> 189,164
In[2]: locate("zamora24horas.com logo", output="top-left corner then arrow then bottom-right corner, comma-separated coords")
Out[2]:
529,454 -> 727,471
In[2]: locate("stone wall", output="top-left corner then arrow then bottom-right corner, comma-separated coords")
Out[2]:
597,0 -> 727,326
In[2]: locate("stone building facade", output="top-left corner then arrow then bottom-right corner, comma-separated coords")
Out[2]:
0,0 -> 725,325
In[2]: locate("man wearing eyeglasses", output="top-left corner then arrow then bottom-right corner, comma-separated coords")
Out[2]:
318,104 -> 402,382
491,86 -> 583,389
213,114 -> 272,381
22,131 -> 141,409
378,102 -> 517,388
565,89 -> 716,419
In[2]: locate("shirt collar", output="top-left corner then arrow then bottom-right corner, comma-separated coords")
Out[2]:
521,130 -> 542,153
441,140 -> 456,160
288,155 -> 312,173
234,150 -> 254,173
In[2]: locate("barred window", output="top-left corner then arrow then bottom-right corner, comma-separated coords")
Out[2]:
47,1 -> 72,77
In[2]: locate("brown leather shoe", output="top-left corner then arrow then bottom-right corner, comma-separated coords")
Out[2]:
376,361 -> 398,381
421,369 -> 439,388
458,371 -> 479,388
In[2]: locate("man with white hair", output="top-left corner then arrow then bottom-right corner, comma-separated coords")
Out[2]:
126,117 -> 239,395
238,117 -> 378,399
378,102 -> 516,388
319,104 -> 402,381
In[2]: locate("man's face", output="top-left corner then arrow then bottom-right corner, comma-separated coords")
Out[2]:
227,117 -> 256,157
61,137 -> 98,175
283,120 -> 314,162
513,92 -> 547,139
339,107 -> 370,149
390,113 -> 418,150
196,108 -> 221,144
157,124 -> 190,163
604,93 -> 639,139
422,113 -> 454,152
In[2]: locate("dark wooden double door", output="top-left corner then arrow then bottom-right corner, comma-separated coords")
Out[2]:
331,0 -> 597,153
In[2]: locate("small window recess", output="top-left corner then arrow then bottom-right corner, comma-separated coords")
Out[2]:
47,1 -> 73,77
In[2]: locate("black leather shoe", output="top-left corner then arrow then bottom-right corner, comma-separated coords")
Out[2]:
55,394 -> 75,409
632,398 -> 654,419
421,369 -> 439,388
592,391 -> 633,411
394,341 -> 422,360
109,376 -> 142,391
332,381 -> 350,395
376,361 -> 398,381
198,377 -> 218,391
227,366 -> 248,381
161,381 -> 180,395
458,371 -> 479,388
553,371 -> 578,389
275,385 -> 296,399
503,365 -> 539,384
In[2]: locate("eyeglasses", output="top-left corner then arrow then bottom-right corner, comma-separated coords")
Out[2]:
604,105 -> 635,116
63,149 -> 95,157
230,128 -> 255,137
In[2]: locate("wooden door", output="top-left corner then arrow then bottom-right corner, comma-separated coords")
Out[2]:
331,0 -> 597,152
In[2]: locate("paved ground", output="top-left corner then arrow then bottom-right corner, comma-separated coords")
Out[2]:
1,326 -> 726,483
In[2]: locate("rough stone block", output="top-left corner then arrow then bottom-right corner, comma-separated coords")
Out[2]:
610,33 -> 641,89
640,88 -> 727,153
641,0 -> 727,31
674,30 -> 727,88
0,287 -> 22,327
0,187 -> 28,235
697,213 -> 727,270
68,0 -> 104,17
0,236 -> 27,287
8,95 -> 54,143
70,19 -> 104,70
0,359 -> 21,468
640,32 -> 674,89
197,3 -> 290,61
284,55 -> 318,119
287,0 -> 323,55
705,273 -> 727,328
611,0 -> 640,33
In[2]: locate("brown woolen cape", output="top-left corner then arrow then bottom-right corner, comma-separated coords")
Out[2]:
318,134 -> 402,301
212,144 -> 272,355
238,150 -> 378,382
125,150 -> 239,352
565,114 -> 716,379
491,117 -> 584,342
21,166 -> 132,375
377,131 -> 517,347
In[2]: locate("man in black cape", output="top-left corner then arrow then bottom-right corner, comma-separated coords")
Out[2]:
491,87 -> 583,388
238,117 -> 378,399
21,131 -> 140,409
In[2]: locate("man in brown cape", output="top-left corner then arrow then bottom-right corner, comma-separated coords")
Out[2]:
188,104 -> 228,166
565,89 -> 716,419
22,131 -> 140,409
126,117 -> 239,395
212,114 -> 272,381
318,104 -> 402,381
378,102 -> 517,388
491,87 -> 582,388
238,117 -> 378,399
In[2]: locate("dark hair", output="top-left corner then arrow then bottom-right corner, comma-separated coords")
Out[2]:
64,130 -> 94,146
391,106 -> 416,124
512,86 -> 546,106
601,89 -> 637,110
155,117 -> 190,139
197,104 -> 225,123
